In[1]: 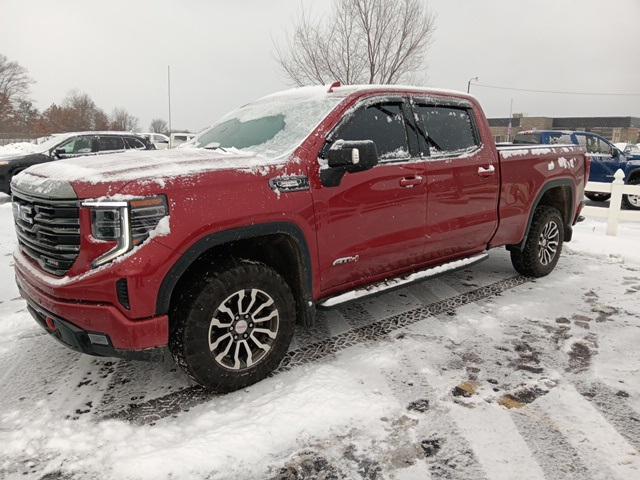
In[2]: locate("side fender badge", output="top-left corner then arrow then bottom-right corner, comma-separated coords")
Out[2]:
269,176 -> 310,193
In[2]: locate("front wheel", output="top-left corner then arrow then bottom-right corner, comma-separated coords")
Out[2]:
169,260 -> 296,392
622,178 -> 640,211
510,206 -> 564,277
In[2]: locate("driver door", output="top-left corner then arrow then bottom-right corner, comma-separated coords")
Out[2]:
55,135 -> 97,159
312,98 -> 428,293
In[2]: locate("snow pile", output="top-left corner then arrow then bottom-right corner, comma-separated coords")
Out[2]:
0,142 -> 38,156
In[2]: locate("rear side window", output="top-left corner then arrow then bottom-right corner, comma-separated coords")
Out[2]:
513,133 -> 542,144
125,137 -> 146,149
416,105 -> 479,156
332,102 -> 409,160
548,133 -> 573,144
97,136 -> 125,152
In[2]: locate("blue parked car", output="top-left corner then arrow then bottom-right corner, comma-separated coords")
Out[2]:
513,130 -> 640,210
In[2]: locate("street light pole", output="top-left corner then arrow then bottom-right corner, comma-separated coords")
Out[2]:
467,76 -> 479,93
167,65 -> 172,147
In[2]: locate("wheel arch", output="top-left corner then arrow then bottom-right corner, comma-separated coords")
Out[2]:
156,222 -> 315,326
512,179 -> 575,251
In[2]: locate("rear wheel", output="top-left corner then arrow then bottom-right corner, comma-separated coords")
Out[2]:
585,192 -> 610,202
510,205 -> 564,277
622,178 -> 640,211
169,259 -> 296,392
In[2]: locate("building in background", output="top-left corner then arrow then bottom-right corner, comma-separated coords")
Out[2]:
488,115 -> 640,144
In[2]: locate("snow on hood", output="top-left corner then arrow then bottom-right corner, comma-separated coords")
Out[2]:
16,147 -> 287,187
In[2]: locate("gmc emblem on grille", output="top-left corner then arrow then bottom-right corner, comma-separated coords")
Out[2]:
13,203 -> 34,224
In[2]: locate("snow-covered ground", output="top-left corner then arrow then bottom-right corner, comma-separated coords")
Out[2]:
0,142 -> 39,156
0,192 -> 638,479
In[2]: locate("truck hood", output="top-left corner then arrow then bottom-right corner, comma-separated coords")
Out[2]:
12,148 -> 287,198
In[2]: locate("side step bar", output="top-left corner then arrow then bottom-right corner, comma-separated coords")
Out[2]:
318,252 -> 489,308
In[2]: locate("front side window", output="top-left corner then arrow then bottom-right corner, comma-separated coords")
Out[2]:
57,136 -> 94,155
416,105 -> 479,156
97,136 -> 125,152
331,102 -> 409,161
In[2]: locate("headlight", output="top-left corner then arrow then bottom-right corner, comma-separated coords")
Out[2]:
82,196 -> 168,267
0,160 -> 9,167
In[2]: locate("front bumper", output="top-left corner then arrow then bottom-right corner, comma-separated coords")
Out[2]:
16,266 -> 169,357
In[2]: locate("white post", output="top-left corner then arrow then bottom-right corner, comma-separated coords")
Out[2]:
607,169 -> 626,236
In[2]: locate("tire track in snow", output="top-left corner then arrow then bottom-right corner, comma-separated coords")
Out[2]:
534,383 -> 640,478
575,380 -> 640,451
510,407 -> 604,480
104,275 -> 530,424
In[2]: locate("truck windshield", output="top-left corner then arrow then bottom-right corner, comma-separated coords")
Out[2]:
193,91 -> 342,158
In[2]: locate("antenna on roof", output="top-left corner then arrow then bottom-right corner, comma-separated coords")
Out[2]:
328,81 -> 341,93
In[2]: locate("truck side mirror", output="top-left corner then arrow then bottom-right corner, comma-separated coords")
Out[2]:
322,140 -> 379,187
327,140 -> 378,172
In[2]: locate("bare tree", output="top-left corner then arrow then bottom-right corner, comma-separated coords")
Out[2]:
149,118 -> 169,135
110,108 -> 138,131
0,54 -> 35,125
276,0 -> 435,86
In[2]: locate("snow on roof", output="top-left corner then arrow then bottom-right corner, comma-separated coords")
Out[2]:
258,84 -> 475,103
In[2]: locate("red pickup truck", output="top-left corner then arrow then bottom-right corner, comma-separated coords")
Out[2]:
11,85 -> 588,391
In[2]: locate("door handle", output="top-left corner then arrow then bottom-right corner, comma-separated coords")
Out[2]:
399,175 -> 424,188
478,165 -> 496,177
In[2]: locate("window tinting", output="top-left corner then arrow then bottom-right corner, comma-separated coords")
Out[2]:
417,106 -> 479,155
97,136 -> 125,152
125,137 -> 146,149
332,102 -> 409,160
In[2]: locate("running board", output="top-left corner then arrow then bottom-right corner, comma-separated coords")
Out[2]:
318,252 -> 489,308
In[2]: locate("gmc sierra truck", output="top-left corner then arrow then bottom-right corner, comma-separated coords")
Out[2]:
11,85 -> 588,392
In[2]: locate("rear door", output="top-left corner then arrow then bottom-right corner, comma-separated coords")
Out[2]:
313,97 -> 428,292
412,100 -> 500,261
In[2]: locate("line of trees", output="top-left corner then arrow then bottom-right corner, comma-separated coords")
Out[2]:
0,53 -> 170,137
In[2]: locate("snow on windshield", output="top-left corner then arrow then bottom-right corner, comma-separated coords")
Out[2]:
193,87 -> 343,158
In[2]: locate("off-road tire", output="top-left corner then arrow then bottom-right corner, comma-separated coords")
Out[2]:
510,205 -> 564,277
169,259 -> 296,392
622,177 -> 640,211
585,192 -> 610,202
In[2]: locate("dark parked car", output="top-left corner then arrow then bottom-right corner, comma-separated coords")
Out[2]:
0,132 -> 154,194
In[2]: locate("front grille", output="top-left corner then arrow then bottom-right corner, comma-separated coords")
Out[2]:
12,190 -> 80,276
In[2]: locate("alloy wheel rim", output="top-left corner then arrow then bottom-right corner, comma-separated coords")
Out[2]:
628,194 -> 640,207
538,220 -> 560,266
208,288 -> 279,371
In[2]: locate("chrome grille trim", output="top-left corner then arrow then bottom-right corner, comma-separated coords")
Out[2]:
12,189 -> 80,276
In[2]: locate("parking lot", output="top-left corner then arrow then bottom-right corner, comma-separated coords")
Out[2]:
0,194 -> 639,479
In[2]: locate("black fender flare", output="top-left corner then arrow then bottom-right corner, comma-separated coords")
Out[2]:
513,179 -> 575,250
155,222 -> 314,323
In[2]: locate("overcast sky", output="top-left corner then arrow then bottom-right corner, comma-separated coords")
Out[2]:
1,0 -> 639,131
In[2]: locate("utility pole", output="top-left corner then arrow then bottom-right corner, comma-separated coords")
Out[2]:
467,76 -> 479,93
507,98 -> 514,142
167,65 -> 172,147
